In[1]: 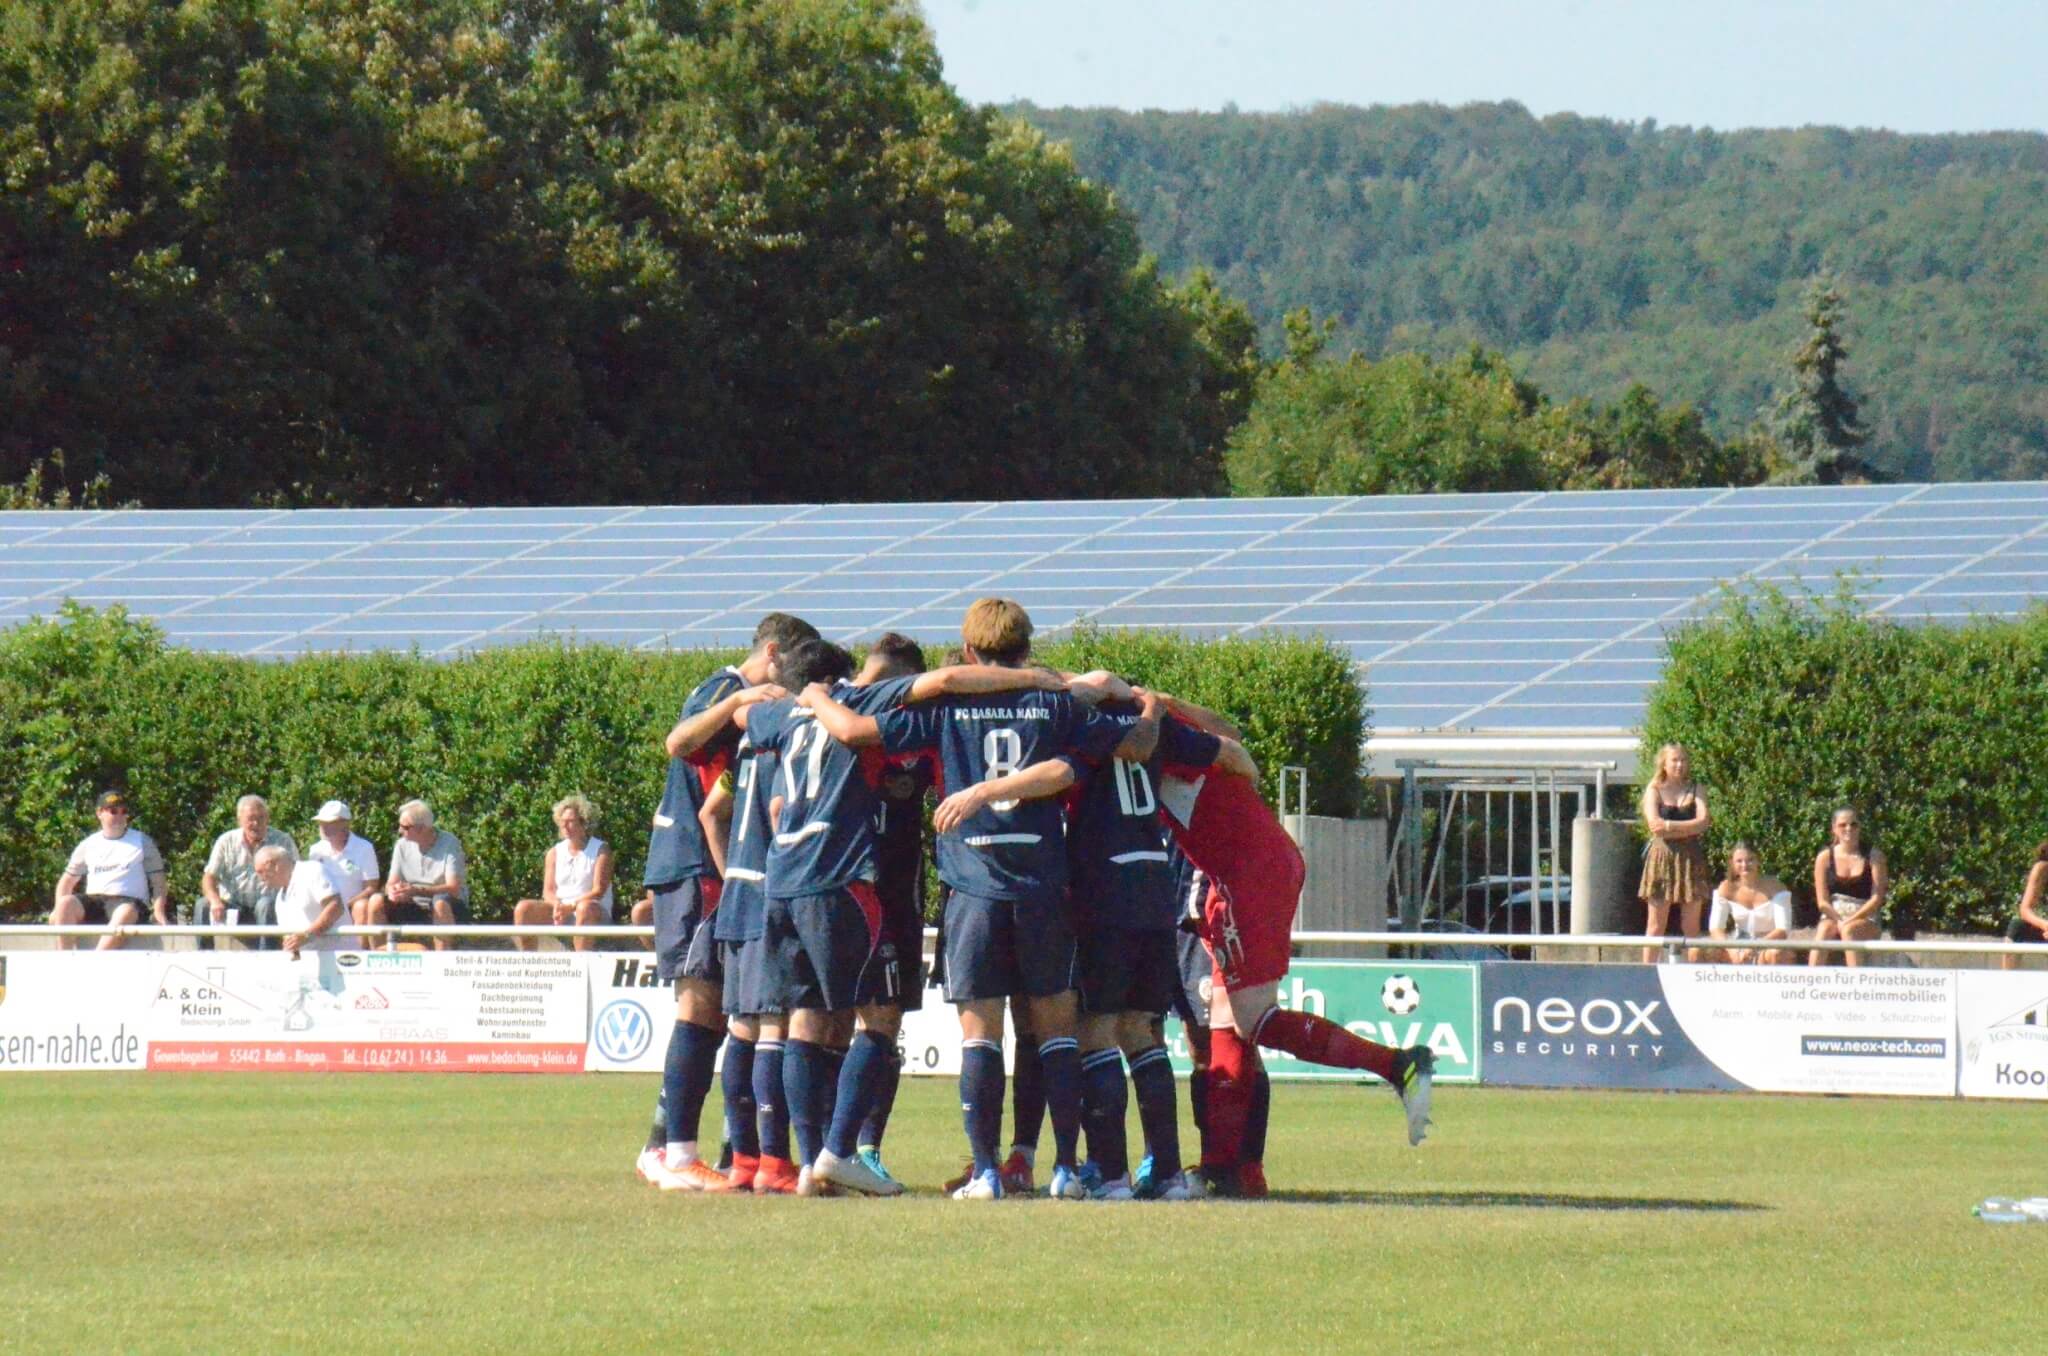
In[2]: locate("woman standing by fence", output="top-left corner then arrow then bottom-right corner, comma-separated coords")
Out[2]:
1639,742 -> 1710,963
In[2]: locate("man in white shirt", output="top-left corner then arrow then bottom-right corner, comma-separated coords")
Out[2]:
50,791 -> 171,950
306,800 -> 381,946
256,845 -> 345,954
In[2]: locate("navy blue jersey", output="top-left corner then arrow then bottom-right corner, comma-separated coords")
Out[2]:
1064,706 -> 1222,930
749,676 -> 917,898
643,667 -> 744,887
877,688 -> 1123,904
712,735 -> 778,942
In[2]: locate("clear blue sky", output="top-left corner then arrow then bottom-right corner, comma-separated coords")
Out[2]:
921,0 -> 2048,134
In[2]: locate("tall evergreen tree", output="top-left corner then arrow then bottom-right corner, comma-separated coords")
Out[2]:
1763,275 -> 1882,485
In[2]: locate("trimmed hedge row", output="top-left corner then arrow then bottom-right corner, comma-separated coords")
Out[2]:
1642,585 -> 2048,934
0,606 -> 1366,917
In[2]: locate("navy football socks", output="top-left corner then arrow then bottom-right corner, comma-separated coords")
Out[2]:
961,1039 -> 1006,1176
1079,1047 -> 1129,1181
859,1046 -> 903,1152
826,1030 -> 893,1159
1039,1036 -> 1083,1170
784,1038 -> 833,1168
1129,1045 -> 1181,1179
722,1035 -> 758,1159
753,1040 -> 789,1160
662,1019 -> 723,1151
1010,1036 -> 1045,1156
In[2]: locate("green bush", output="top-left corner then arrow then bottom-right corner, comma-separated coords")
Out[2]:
0,606 -> 1367,916
1642,584 -> 2048,933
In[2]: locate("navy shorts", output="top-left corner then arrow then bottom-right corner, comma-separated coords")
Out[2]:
652,877 -> 720,985
719,939 -> 756,1017
942,892 -> 1075,1003
1077,926 -> 1181,1018
1170,927 -> 1213,1029
757,883 -> 895,1013
880,882 -> 927,1013
79,895 -> 146,926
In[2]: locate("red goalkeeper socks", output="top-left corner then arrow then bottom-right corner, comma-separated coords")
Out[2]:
1200,1026 -> 1253,1171
1255,1007 -> 1398,1081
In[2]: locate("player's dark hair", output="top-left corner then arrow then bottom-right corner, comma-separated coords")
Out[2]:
776,638 -> 855,690
868,632 -> 927,675
2034,839 -> 2048,866
752,612 -> 819,653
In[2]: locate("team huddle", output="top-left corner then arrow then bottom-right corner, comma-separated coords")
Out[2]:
631,599 -> 1434,1201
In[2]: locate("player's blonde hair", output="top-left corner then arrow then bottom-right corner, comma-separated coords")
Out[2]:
961,597 -> 1032,665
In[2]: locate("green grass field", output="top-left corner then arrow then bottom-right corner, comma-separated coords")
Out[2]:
1,1075 -> 2031,1354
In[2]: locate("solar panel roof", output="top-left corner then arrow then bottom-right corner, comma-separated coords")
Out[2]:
7,482 -> 2048,740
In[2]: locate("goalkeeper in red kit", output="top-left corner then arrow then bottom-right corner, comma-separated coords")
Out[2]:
944,677 -> 1433,1197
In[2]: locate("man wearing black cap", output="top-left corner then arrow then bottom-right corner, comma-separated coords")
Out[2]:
50,792 -> 170,950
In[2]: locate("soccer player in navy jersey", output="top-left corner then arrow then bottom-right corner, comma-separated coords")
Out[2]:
699,729 -> 787,1191
1040,684 -> 1255,1201
635,612 -> 815,1193
850,633 -> 937,1186
802,599 -> 1151,1201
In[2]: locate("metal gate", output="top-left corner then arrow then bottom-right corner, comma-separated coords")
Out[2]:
1391,760 -> 1622,934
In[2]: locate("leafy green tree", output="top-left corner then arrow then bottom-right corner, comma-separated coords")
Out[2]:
0,1 -> 1247,506
1761,275 -> 1882,485
1227,333 -> 1763,497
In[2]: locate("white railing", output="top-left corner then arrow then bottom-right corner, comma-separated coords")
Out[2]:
1,923 -> 2038,960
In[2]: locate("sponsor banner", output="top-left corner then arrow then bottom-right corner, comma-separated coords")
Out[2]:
581,954 -> 965,1074
1167,961 -> 1481,1083
1657,964 -> 1956,1097
1482,963 -> 1958,1096
148,1041 -> 586,1074
0,950 -> 589,1073
0,952 -> 152,1070
1482,963 -> 1735,1091
1957,971 -> 2048,1100
153,951 -> 589,1070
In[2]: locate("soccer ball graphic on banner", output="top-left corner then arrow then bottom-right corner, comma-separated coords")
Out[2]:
1380,973 -> 1422,1016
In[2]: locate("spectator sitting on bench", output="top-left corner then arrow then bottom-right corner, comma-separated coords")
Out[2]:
50,790 -> 170,950
512,795 -> 614,953
1697,843 -> 1795,965
2001,841 -> 2048,971
374,799 -> 467,950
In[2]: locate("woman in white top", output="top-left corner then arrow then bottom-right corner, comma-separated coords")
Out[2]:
1697,843 -> 1795,965
513,795 -> 615,953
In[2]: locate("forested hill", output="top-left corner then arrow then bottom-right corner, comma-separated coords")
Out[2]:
1017,102 -> 2048,483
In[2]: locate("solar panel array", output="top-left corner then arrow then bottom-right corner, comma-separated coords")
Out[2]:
5,481 -> 2047,735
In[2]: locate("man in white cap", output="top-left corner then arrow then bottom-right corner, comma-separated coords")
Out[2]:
306,800 -> 381,947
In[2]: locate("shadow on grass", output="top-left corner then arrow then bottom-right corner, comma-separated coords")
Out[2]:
1264,1189 -> 1769,1214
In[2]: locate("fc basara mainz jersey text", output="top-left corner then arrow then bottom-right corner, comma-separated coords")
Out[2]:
878,687 -> 1122,903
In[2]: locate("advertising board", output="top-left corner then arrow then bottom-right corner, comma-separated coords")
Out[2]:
1168,961 -> 1480,1084
1482,963 -> 1957,1096
1956,970 -> 2048,1100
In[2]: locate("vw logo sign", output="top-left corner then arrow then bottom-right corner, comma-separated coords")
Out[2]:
594,999 -> 653,1063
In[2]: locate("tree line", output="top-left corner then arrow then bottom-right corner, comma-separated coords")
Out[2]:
1023,100 -> 2047,485
1,4 -> 1931,509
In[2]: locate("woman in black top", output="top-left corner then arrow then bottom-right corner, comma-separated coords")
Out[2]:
1639,743 -> 1711,963
1809,806 -> 1886,967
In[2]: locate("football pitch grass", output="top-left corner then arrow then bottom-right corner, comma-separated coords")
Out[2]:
3,1075 -> 2030,1354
